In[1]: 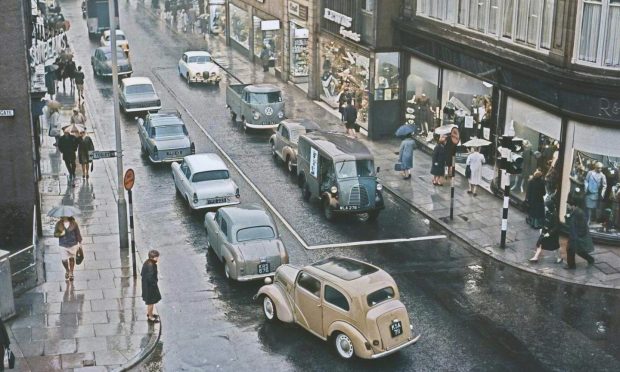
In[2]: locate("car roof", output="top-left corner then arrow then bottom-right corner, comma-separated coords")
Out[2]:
148,112 -> 184,127
184,153 -> 227,172
184,50 -> 211,57
304,256 -> 396,296
220,204 -> 274,230
103,29 -> 125,36
122,77 -> 154,86
244,84 -> 281,93
301,132 -> 373,161
279,121 -> 306,132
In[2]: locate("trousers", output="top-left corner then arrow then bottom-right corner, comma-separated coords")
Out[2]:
64,158 -> 76,177
567,246 -> 594,268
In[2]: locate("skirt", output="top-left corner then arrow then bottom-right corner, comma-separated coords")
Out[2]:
61,243 -> 80,260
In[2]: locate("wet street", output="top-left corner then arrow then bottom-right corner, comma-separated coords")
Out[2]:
57,1 -> 620,371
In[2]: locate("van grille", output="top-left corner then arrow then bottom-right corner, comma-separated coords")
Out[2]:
349,185 -> 369,206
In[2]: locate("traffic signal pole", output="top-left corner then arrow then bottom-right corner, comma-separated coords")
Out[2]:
500,165 -> 510,248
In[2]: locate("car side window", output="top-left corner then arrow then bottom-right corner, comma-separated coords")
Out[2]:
184,167 -> 191,179
277,124 -> 282,135
282,126 -> 289,140
180,163 -> 190,179
220,218 -> 228,238
182,55 -> 187,63
324,285 -> 349,312
297,272 -> 321,297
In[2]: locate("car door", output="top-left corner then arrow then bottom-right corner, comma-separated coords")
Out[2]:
119,80 -> 126,107
176,162 -> 191,198
210,211 -> 224,259
138,118 -> 148,150
274,124 -> 285,158
322,285 -> 351,337
217,217 -> 229,260
278,125 -> 289,158
294,271 -> 324,337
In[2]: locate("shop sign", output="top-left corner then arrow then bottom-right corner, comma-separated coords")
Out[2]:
288,1 -> 308,21
209,0 -> 225,4
294,28 -> 309,39
324,8 -> 361,42
261,20 -> 281,31
0,109 -> 15,117
28,32 -> 68,67
599,98 -> 620,120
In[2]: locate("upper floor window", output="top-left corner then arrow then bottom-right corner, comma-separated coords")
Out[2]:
575,0 -> 620,68
416,0 -> 555,52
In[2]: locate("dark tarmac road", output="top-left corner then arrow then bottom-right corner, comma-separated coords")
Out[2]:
58,1 -> 620,371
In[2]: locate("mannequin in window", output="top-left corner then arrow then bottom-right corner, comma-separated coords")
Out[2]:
584,162 -> 607,225
415,94 -> 432,136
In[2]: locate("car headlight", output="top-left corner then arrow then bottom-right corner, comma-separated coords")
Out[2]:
253,111 -> 261,120
277,111 -> 284,119
330,186 -> 338,194
376,183 -> 383,191
193,193 -> 198,204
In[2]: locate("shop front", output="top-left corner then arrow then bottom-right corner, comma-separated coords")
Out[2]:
252,14 -> 282,74
206,0 -> 226,37
286,1 -> 310,89
228,1 -> 250,51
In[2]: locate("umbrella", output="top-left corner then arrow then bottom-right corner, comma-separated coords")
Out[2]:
47,205 -> 81,218
462,138 -> 492,147
434,124 -> 457,135
395,124 -> 415,137
62,123 -> 85,136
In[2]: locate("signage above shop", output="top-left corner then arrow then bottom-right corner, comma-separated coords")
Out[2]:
261,20 -> 281,31
289,1 -> 308,21
294,28 -> 309,39
324,8 -> 361,42
0,109 -> 15,117
339,28 -> 361,42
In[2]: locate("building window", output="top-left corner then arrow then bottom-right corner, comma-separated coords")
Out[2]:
416,0 -> 555,52
576,0 -> 620,68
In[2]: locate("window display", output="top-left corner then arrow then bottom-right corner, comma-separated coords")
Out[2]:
405,57 -> 440,139
229,3 -> 250,49
374,52 -> 400,101
253,16 -> 281,71
290,25 -> 309,78
319,38 -> 370,127
207,3 -> 226,36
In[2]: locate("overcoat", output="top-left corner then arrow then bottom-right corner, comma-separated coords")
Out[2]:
141,260 -> 162,305
430,143 -> 446,176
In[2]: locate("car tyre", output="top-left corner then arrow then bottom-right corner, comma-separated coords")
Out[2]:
262,295 -> 277,322
334,332 -> 355,360
270,142 -> 278,160
230,110 -> 237,122
367,210 -> 381,222
186,73 -> 192,86
323,198 -> 334,221
178,67 -> 183,78
286,157 -> 295,173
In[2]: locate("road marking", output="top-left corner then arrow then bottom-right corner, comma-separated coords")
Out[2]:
151,68 -> 447,251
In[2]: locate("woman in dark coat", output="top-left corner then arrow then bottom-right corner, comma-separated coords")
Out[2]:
141,250 -> 161,323
526,170 -> 546,228
77,129 -> 94,179
430,135 -> 447,186
529,201 -> 562,263
0,317 -> 10,371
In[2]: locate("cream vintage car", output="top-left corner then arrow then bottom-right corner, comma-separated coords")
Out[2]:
178,51 -> 221,85
255,256 -> 420,359
269,119 -> 320,173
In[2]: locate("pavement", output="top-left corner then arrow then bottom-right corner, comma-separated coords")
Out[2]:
4,89 -> 160,371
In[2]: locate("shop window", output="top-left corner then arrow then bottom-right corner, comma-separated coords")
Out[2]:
405,57 -> 440,139
290,25 -> 309,78
575,0 -> 620,68
374,52 -> 400,101
253,17 -> 281,70
229,3 -> 250,49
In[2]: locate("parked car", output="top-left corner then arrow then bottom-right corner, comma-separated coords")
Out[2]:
172,153 -> 240,210
204,204 -> 288,281
91,46 -> 132,78
137,110 -> 194,163
178,51 -> 221,85
255,256 -> 420,359
100,29 -> 130,55
296,132 -> 384,221
226,83 -> 285,130
119,77 -> 161,114
269,119 -> 320,173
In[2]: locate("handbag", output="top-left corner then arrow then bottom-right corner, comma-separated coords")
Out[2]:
465,164 -> 472,179
4,347 -> 15,369
394,162 -> 403,171
76,245 -> 84,265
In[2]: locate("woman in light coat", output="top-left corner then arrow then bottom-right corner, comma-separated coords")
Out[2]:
398,134 -> 416,179
47,104 -> 62,147
466,147 -> 485,196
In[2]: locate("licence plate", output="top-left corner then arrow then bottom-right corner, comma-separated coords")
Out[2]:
390,320 -> 403,337
207,197 -> 228,205
341,205 -> 358,210
166,150 -> 182,156
257,262 -> 271,274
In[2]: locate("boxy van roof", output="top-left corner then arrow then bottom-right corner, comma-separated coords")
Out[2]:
300,132 -> 374,162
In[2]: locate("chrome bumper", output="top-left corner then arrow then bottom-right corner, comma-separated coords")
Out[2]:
190,199 -> 240,210
370,334 -> 421,359
237,272 -> 275,282
124,105 -> 161,113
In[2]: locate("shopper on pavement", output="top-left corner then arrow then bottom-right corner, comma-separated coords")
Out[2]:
0,316 -> 10,371
54,57 -> 64,92
398,133 -> 416,179
74,66 -> 85,103
260,46 -> 271,72
77,129 -> 94,179
63,57 -> 77,92
58,129 -> 79,182
54,216 -> 82,281
584,162 -> 607,225
529,198 -> 562,263
343,99 -> 358,138
70,107 -> 86,125
565,197 -> 595,269
431,135 -> 447,186
338,86 -> 351,122
47,103 -> 62,147
466,147 -> 485,196
526,170 -> 546,229
142,250 -> 162,323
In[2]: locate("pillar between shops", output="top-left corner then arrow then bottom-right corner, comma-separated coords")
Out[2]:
0,249 -> 16,319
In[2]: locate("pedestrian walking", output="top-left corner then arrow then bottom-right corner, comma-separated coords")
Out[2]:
529,199 -> 563,263
70,107 -> 86,125
0,316 -> 11,371
525,170 -> 546,228
260,46 -> 271,72
54,216 -> 83,281
77,129 -> 94,179
142,250 -> 162,323
63,57 -> 77,92
431,135 -> 447,186
343,99 -> 358,138
74,66 -> 85,102
338,86 -> 351,122
54,57 -> 65,92
398,134 -> 416,179
564,197 -> 595,269
58,129 -> 79,183
465,147 -> 485,196
46,102 -> 62,147
584,162 -> 607,225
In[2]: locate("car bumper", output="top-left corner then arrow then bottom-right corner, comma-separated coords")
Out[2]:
369,334 -> 421,359
100,70 -> 132,77
245,122 -> 280,130
190,199 -> 240,210
236,272 -> 275,282
148,155 -> 185,164
124,105 -> 161,113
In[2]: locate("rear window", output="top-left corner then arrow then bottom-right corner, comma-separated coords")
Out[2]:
367,287 -> 395,307
236,226 -> 275,242
192,170 -> 229,182
126,84 -> 154,95
154,125 -> 187,138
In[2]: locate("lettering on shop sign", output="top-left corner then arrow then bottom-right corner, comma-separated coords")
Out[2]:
324,8 -> 352,28
599,98 -> 620,119
289,1 -> 308,20
339,27 -> 361,42
0,109 -> 15,117
29,32 -> 68,67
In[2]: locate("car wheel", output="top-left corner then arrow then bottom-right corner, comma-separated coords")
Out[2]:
204,228 -> 212,250
286,157 -> 295,173
334,332 -> 355,360
302,182 -> 311,202
262,296 -> 277,322
178,67 -> 183,78
367,210 -> 381,222
230,110 -> 237,122
323,198 -> 334,221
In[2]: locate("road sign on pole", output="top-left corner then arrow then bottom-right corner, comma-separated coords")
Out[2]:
123,168 -> 135,191
124,169 -> 137,277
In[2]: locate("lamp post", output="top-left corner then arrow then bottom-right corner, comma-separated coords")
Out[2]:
108,0 -> 129,249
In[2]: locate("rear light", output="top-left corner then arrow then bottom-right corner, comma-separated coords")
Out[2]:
235,188 -> 240,198
193,193 -> 198,204
190,142 -> 195,154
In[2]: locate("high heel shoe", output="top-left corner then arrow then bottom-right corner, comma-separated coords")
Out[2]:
556,258 -> 563,264
529,257 -> 538,263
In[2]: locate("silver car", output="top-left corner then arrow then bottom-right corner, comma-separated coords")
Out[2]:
138,110 -> 194,163
172,153 -> 240,210
204,204 -> 289,281
119,77 -> 162,114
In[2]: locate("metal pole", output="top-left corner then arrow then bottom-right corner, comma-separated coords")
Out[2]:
128,189 -> 137,277
500,167 -> 510,248
449,155 -> 456,220
108,0 -> 130,249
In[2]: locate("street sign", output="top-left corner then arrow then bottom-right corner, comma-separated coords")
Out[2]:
89,150 -> 117,160
0,109 -> 15,117
123,169 -> 135,191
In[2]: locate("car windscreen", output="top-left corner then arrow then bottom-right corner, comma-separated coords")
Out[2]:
104,51 -> 127,60
153,125 -> 187,138
367,287 -> 395,307
335,160 -> 375,178
249,92 -> 282,104
188,55 -> 211,63
191,170 -> 229,183
236,226 -> 275,242
125,84 -> 155,95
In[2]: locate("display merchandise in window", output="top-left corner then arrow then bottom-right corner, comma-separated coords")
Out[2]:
375,53 -> 400,101
569,152 -> 620,235
229,4 -> 250,49
253,18 -> 280,71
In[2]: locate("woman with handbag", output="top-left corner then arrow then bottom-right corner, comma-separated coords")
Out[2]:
77,129 -> 94,179
465,147 -> 485,196
142,250 -> 162,323
54,216 -> 82,281
397,133 -> 416,179
529,199 -> 563,263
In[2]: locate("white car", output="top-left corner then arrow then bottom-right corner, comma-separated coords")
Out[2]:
178,51 -> 222,85
100,30 -> 129,55
172,154 -> 240,210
